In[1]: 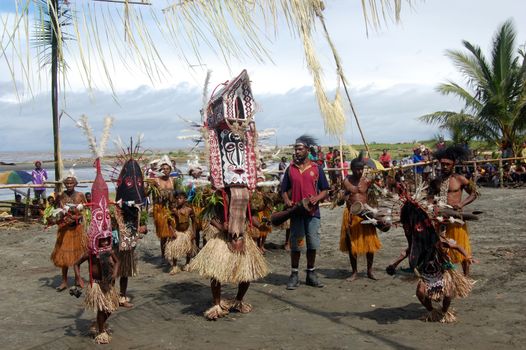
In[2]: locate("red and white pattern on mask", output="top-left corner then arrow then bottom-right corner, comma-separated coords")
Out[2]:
87,158 -> 113,255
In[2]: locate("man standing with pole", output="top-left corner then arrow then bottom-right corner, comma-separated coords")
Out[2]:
281,135 -> 329,290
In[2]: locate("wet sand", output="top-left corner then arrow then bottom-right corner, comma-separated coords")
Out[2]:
0,187 -> 524,349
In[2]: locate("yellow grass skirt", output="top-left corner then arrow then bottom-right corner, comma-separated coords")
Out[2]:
84,282 -> 119,313
190,226 -> 268,284
445,223 -> 471,264
153,203 -> 172,239
339,207 -> 381,255
164,229 -> 198,260
50,224 -> 87,268
193,206 -> 203,232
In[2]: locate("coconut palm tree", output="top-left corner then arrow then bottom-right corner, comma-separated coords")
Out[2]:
420,19 -> 526,156
32,0 -> 73,190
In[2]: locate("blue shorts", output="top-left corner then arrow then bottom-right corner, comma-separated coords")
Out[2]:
289,215 -> 321,252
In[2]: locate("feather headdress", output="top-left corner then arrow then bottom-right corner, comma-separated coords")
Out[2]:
77,115 -> 114,158
295,134 -> 318,147
60,167 -> 78,182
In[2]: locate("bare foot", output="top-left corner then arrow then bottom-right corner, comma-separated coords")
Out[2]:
181,264 -> 190,272
346,272 -> 358,282
204,303 -> 230,320
56,282 -> 68,292
75,278 -> 85,289
231,299 -> 253,313
367,271 -> 378,280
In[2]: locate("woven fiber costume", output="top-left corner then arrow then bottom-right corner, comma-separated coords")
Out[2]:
164,198 -> 198,274
430,146 -> 478,268
113,138 -> 147,278
190,70 -> 268,320
50,172 -> 87,269
76,116 -> 120,344
151,155 -> 177,240
400,189 -> 473,323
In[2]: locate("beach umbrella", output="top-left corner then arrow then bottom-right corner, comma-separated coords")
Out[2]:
364,158 -> 385,171
0,171 -> 33,185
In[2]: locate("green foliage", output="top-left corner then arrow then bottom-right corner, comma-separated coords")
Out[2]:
420,19 -> 526,155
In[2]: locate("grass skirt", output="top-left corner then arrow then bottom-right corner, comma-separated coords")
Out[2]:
50,224 -> 87,267
339,207 -> 381,255
445,223 -> 471,263
164,229 -> 198,260
153,203 -> 172,239
117,249 -> 137,278
189,227 -> 268,284
423,268 -> 473,301
84,282 -> 119,313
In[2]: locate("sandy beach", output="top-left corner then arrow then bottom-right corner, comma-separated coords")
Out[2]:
0,187 -> 524,350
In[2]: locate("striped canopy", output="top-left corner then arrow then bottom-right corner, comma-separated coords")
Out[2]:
0,171 -> 33,185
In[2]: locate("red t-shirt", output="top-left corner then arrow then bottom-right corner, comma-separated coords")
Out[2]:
379,154 -> 391,168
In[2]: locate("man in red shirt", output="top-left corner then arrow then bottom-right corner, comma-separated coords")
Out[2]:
281,135 -> 329,289
379,149 -> 391,169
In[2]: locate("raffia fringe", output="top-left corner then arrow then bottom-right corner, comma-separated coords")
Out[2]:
422,308 -> 457,323
153,204 -> 172,239
84,283 -> 119,314
94,331 -> 111,344
443,268 -> 474,299
164,230 -> 198,260
190,233 -> 268,284
201,221 -> 219,241
118,250 -> 137,278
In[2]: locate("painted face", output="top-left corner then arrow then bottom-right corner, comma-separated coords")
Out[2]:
220,130 -> 248,185
116,159 -> 145,204
88,196 -> 112,254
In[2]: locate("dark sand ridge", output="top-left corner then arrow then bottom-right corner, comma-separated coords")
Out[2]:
0,187 -> 524,349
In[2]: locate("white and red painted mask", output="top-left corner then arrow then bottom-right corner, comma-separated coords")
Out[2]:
87,158 -> 113,254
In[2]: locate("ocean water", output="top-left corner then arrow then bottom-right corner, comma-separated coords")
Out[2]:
0,150 -> 93,164
0,159 -> 194,201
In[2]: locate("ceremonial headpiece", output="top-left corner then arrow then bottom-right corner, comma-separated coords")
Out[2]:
61,168 -> 78,182
434,145 -> 468,163
204,69 -> 258,190
77,115 -> 114,255
158,155 -> 172,168
295,134 -> 317,148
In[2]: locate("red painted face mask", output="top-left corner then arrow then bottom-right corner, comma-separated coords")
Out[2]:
88,158 -> 112,255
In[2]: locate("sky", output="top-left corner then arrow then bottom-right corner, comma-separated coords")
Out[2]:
1,0 -> 525,152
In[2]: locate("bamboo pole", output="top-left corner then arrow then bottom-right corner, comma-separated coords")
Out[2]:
339,138 -> 345,181
50,0 -> 63,194
24,188 -> 30,222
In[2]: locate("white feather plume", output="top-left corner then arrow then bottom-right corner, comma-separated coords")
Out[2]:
97,116 -> 114,157
202,70 -> 212,111
77,115 -> 98,157
113,135 -> 125,151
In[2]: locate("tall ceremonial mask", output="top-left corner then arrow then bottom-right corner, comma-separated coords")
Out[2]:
205,70 -> 258,191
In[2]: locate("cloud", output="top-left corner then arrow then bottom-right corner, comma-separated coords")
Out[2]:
0,82 -> 463,153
